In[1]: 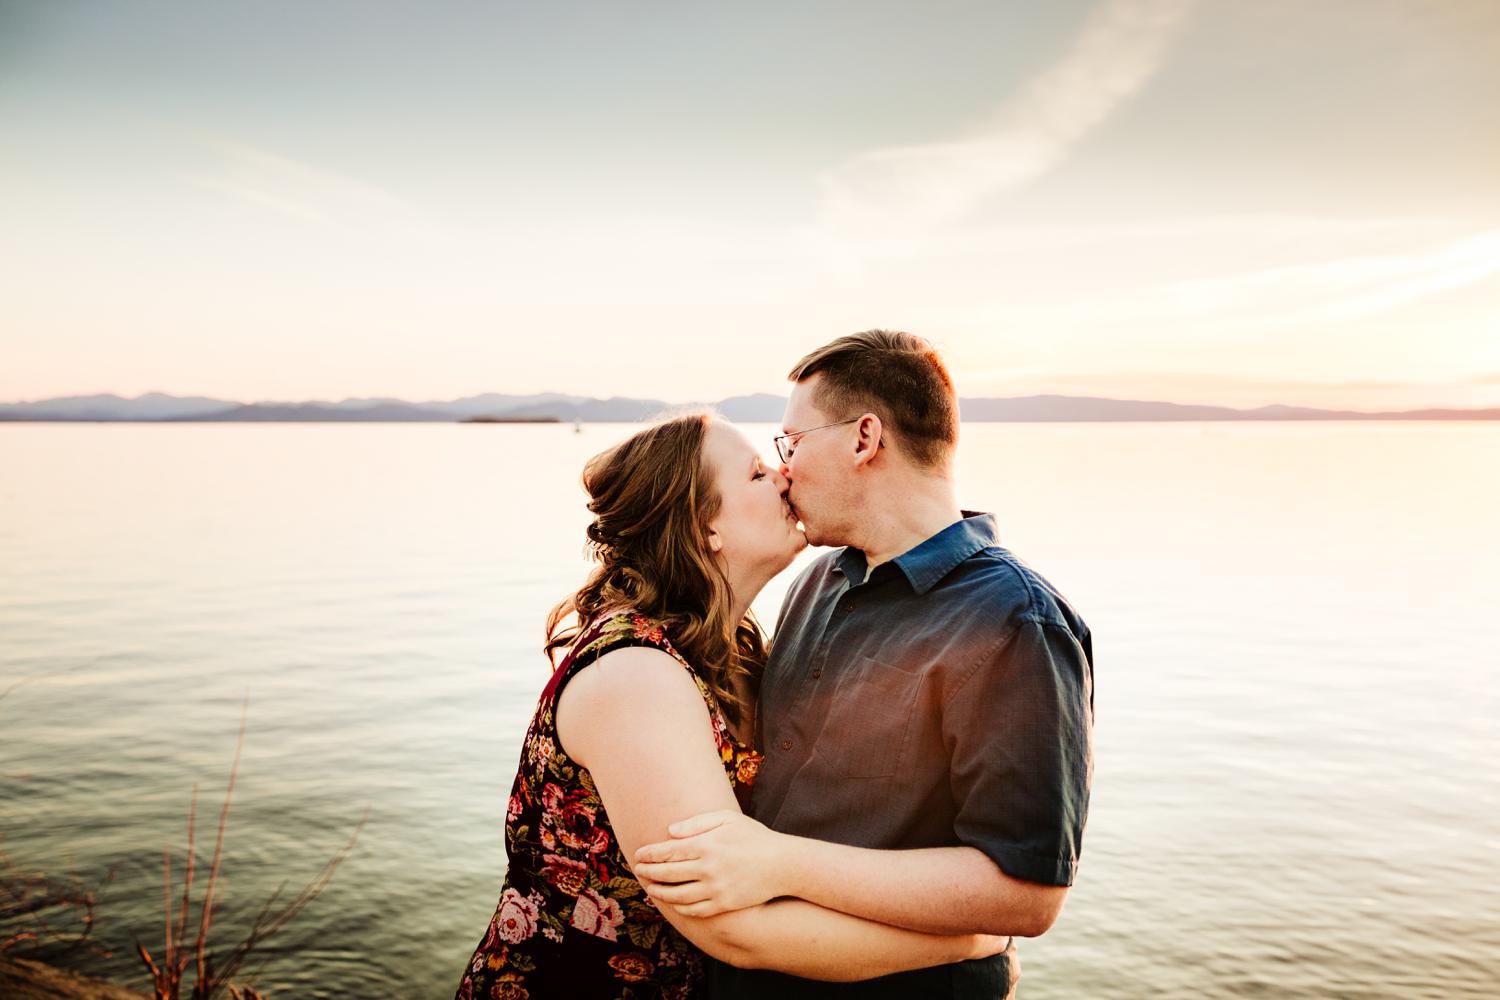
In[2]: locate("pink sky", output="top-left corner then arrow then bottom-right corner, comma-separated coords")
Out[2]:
4,2 -> 1499,410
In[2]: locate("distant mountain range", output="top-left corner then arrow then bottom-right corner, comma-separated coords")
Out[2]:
1,391 -> 1497,422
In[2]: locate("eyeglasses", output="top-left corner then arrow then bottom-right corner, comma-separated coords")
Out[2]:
773,417 -> 861,465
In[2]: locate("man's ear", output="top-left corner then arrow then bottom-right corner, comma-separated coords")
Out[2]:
852,413 -> 883,468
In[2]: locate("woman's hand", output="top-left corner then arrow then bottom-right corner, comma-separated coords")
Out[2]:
632,810 -> 790,917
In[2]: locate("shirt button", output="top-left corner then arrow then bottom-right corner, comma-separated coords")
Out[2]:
780,739 -> 793,751
844,602 -> 855,613
811,669 -> 821,679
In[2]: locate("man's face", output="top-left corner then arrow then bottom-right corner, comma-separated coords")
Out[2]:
779,377 -> 858,548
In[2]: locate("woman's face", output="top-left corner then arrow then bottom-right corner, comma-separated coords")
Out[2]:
703,420 -> 806,584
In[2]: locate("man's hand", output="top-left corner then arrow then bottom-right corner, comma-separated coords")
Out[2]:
631,810 -> 789,917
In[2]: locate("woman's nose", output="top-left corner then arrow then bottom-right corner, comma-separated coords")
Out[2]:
775,465 -> 791,490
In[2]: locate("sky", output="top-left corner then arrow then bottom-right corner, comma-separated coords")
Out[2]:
3,0 -> 1499,410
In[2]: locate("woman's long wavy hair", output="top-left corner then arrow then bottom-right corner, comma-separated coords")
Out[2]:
545,412 -> 768,733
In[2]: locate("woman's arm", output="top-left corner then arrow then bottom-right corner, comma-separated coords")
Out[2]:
633,812 -> 1066,937
556,647 -> 1003,980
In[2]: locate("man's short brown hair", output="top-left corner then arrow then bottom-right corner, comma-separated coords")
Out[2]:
787,330 -> 958,467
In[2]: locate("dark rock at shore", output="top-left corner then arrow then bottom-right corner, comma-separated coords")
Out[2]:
0,956 -> 146,1000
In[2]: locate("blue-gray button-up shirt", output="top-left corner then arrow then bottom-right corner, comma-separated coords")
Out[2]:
714,512 -> 1093,998
754,508 -> 1093,879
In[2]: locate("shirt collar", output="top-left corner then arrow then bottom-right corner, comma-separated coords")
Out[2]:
834,511 -> 999,596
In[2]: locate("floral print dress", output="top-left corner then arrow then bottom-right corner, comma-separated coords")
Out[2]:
456,611 -> 763,1000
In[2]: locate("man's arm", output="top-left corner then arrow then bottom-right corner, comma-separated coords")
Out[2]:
635,812 -> 1065,936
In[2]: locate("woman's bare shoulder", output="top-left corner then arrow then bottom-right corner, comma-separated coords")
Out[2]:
556,645 -> 708,759
566,643 -> 694,697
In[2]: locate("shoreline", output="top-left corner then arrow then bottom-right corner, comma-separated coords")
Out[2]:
0,955 -> 146,1000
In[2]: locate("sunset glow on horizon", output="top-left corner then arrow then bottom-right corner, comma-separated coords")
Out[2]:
3,0 -> 1499,411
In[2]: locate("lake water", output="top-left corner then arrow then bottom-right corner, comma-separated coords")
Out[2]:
1,422 -> 1497,999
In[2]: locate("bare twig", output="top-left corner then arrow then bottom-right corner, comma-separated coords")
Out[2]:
0,844 -> 110,960
178,787 -> 199,974
194,703 -> 247,993
134,698 -> 366,1000
200,807 -> 368,992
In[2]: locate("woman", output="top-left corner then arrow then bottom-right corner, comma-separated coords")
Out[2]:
456,412 -> 1004,999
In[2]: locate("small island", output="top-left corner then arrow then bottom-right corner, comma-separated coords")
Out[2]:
458,415 -> 562,423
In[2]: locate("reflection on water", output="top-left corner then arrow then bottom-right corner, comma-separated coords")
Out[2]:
1,422 -> 1497,998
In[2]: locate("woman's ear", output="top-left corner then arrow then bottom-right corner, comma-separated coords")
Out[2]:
707,528 -> 724,553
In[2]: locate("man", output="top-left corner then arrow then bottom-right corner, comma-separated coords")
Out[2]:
639,331 -> 1094,997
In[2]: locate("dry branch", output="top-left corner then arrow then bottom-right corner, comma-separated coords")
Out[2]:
135,700 -> 365,1000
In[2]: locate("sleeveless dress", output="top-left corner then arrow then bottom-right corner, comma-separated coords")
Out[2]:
456,610 -> 764,1000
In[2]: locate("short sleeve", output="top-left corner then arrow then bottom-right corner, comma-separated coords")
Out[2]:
942,618 -> 1094,886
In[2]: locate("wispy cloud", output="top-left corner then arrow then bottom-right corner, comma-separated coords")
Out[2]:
181,173 -> 334,226
942,225 -> 1500,336
818,0 -> 1196,232
178,140 -> 428,232
1159,227 -> 1500,327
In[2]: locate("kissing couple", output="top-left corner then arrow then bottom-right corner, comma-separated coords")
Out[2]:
457,330 -> 1094,999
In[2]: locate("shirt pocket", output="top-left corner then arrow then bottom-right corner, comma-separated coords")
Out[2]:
819,655 -> 924,778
